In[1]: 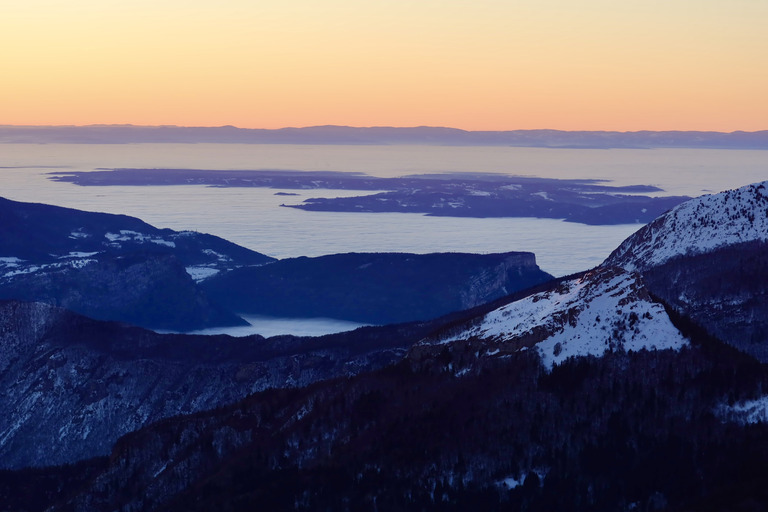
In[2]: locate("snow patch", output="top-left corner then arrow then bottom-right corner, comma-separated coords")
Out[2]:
2,259 -> 97,279
105,230 -> 145,242
66,258 -> 96,269
2,265 -> 42,278
185,266 -> 220,282
153,463 -> 169,478
496,469 -> 548,490
150,239 -> 176,248
58,252 -> 99,259
105,230 -> 176,248
68,230 -> 90,239
497,476 -> 523,489
202,249 -> 231,262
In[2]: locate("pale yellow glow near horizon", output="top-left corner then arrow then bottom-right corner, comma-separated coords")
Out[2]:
2,0 -> 766,131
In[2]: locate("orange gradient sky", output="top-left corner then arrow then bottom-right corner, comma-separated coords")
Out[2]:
2,0 -> 767,131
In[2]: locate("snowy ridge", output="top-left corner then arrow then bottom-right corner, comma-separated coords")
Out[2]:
1,256 -> 98,281
105,230 -> 176,248
3,227 -> 257,283
605,181 -> 768,271
429,266 -> 688,369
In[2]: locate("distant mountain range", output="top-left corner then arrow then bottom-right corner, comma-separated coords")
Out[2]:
2,124 -> 768,148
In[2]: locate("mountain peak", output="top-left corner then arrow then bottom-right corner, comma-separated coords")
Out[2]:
604,181 -> 768,271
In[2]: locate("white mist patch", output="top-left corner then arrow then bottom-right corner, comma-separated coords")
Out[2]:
181,315 -> 370,338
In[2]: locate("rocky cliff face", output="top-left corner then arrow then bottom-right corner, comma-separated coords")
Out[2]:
456,253 -> 539,309
603,182 -> 768,360
0,300 -> 411,469
202,251 -> 553,325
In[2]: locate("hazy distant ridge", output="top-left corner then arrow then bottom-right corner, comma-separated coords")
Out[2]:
2,124 -> 767,148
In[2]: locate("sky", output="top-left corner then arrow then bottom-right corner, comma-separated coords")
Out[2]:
2,0 -> 767,131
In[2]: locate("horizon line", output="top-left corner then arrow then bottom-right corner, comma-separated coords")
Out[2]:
2,123 -> 767,135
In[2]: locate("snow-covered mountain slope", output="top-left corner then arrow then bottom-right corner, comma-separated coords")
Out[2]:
602,181 -> 768,362
605,181 -> 768,271
416,266 -> 688,369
